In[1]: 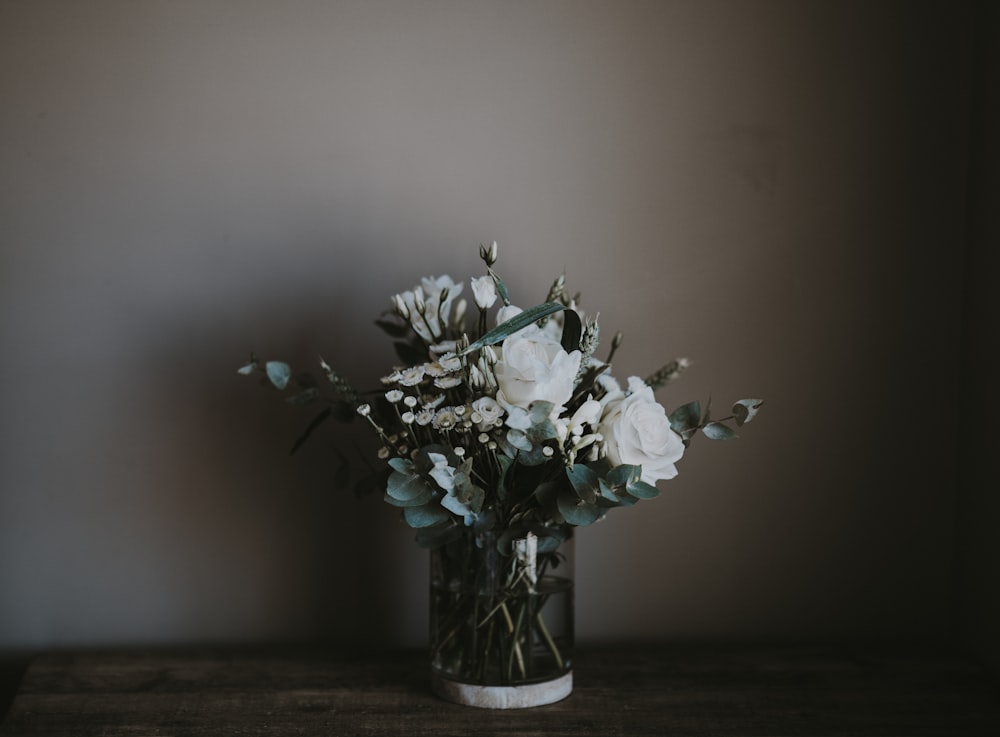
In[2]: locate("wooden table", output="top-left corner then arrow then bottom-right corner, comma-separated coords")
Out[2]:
2,644 -> 998,736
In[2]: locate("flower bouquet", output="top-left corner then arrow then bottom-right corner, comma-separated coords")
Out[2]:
240,242 -> 761,708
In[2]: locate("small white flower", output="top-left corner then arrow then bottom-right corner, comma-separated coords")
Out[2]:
401,411 -> 415,424
438,353 -> 463,373
429,340 -> 459,355
377,446 -> 391,459
454,446 -> 466,457
397,366 -> 425,387
403,395 -> 418,408
415,409 -> 435,426
357,404 -> 371,417
385,389 -> 404,403
391,293 -> 410,320
451,298 -> 467,329
478,432 -> 491,444
397,276 -> 464,342
471,275 -> 498,310
433,408 -> 457,430
435,376 -> 462,389
468,364 -> 485,390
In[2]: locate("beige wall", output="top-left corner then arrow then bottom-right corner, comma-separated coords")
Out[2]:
0,1 -> 986,653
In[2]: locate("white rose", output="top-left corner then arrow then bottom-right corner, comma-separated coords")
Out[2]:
598,376 -> 685,484
471,396 -> 504,429
494,325 -> 581,413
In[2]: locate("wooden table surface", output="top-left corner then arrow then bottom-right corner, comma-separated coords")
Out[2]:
1,644 -> 998,736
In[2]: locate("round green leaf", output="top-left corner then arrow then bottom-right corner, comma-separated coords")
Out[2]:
265,361 -> 292,390
702,422 -> 738,440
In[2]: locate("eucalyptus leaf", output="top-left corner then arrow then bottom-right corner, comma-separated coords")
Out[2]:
237,362 -> 256,376
566,464 -> 600,503
606,463 -> 640,489
460,302 -> 566,355
534,527 -> 569,554
626,480 -> 660,499
387,457 -> 414,474
534,481 -> 562,519
598,478 -> 636,506
386,471 -> 434,503
556,492 -> 605,526
732,398 -> 763,426
265,361 -> 292,390
702,422 -> 739,440
403,504 -> 452,528
598,478 -> 619,503
669,401 -> 701,433
495,454 -> 514,501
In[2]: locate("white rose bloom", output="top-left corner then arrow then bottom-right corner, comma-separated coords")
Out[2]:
470,275 -> 498,310
598,376 -> 685,484
494,325 -> 581,414
471,396 -> 504,430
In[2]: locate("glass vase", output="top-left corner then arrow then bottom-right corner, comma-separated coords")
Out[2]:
429,528 -> 574,709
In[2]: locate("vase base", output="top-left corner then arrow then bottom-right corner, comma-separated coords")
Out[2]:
431,671 -> 572,709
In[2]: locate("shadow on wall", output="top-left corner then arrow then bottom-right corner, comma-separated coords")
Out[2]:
113,244 -> 426,649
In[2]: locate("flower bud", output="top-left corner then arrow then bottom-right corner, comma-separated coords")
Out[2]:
480,240 -> 498,266
392,294 -> 410,320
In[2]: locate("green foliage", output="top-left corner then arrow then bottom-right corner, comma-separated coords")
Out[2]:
559,309 -> 582,353
556,492 -> 605,526
733,398 -> 763,426
502,401 -> 560,466
460,302 -> 566,355
669,400 -> 701,445
404,505 -> 451,528
265,361 -> 291,390
239,243 -> 763,553
702,422 -> 738,440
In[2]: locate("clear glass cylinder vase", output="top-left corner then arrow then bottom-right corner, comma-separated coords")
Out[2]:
429,528 -> 574,709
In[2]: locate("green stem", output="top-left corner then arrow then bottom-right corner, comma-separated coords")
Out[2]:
535,610 -> 564,671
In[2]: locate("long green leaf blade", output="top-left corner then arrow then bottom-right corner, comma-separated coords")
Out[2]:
460,302 -> 566,355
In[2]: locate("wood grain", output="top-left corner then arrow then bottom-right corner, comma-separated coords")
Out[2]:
1,645 -> 997,736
